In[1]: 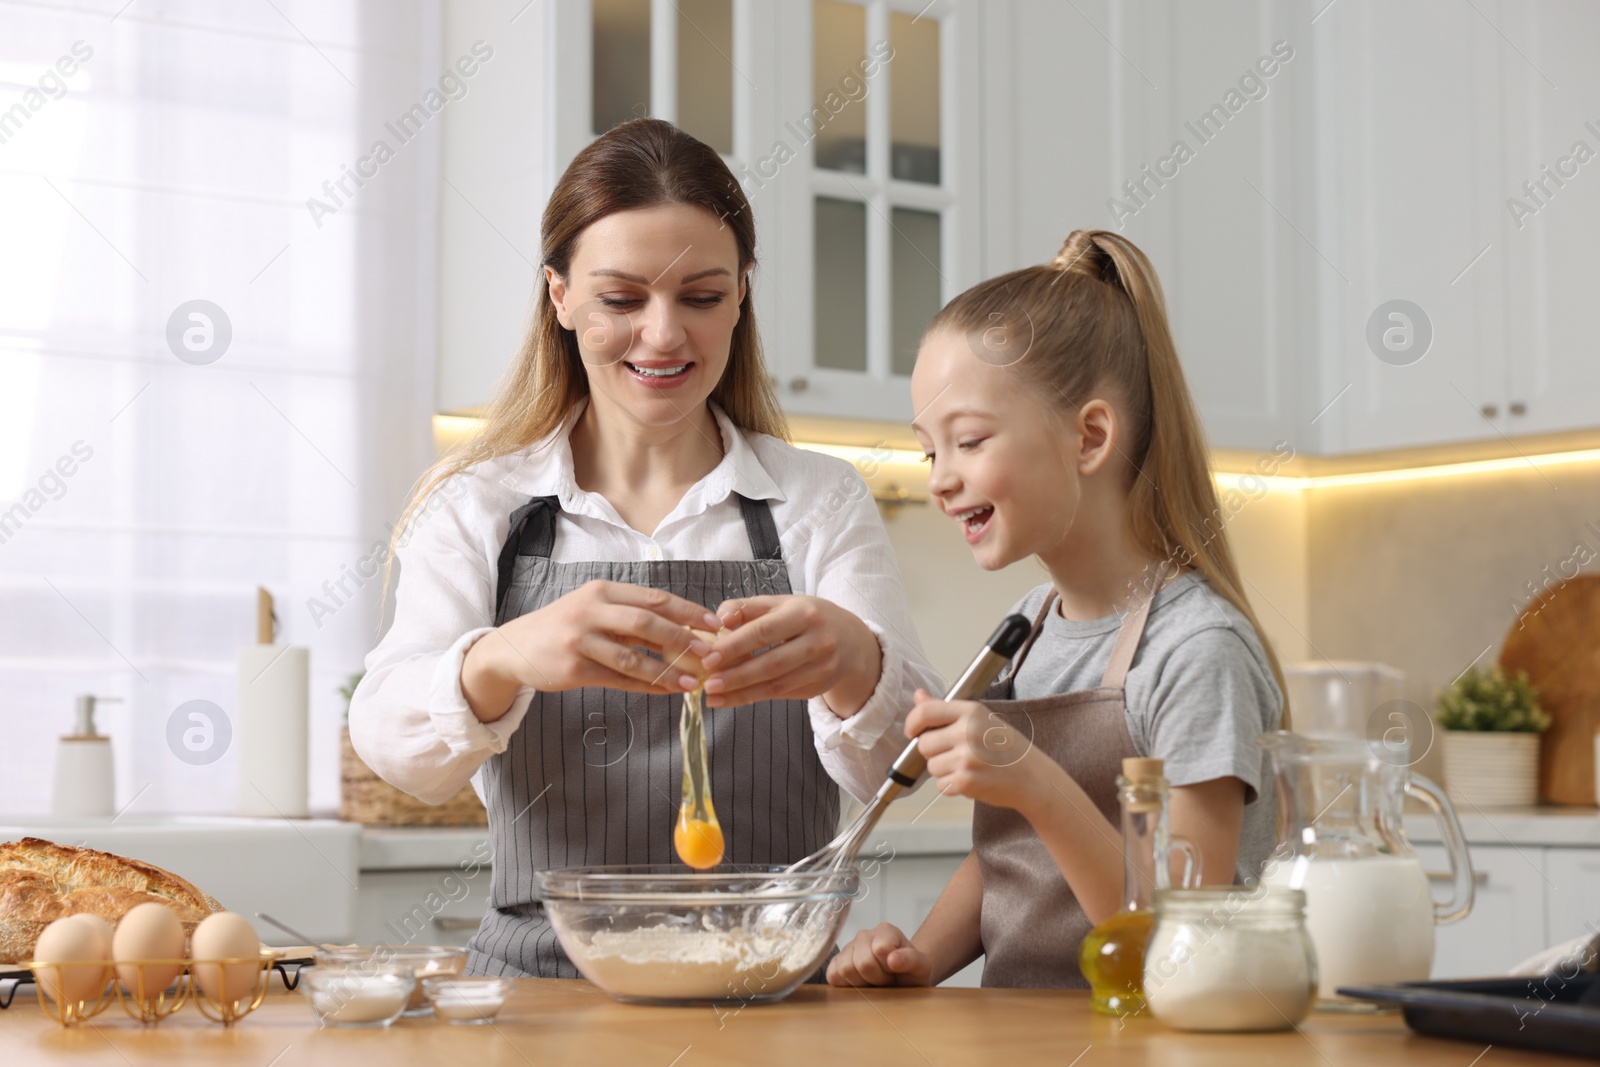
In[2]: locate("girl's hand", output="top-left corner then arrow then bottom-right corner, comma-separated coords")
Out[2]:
480,579 -> 722,695
907,688 -> 1046,813
699,595 -> 882,715
826,923 -> 934,987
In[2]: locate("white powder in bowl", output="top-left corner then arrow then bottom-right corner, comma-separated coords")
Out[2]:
571,925 -> 824,1001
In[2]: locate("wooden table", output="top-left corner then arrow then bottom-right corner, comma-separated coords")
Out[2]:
0,978 -> 1590,1066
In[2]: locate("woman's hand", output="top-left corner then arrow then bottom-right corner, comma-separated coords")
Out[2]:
463,580 -> 723,720
699,595 -> 882,715
826,923 -> 934,987
906,688 -> 1049,814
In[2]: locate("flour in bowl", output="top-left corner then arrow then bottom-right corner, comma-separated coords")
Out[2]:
571,925 -> 824,1001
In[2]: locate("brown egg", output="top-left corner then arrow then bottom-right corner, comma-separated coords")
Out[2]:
33,915 -> 111,1006
189,913 -> 261,1007
113,902 -> 186,998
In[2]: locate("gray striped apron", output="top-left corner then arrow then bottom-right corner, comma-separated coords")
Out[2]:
466,493 -> 841,978
973,589 -> 1148,988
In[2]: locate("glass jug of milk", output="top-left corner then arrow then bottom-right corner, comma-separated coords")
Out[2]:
1257,731 -> 1475,1007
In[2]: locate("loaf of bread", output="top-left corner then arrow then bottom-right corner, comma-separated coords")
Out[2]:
0,838 -> 223,963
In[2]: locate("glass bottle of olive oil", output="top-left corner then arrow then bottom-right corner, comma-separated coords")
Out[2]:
1078,757 -> 1198,1016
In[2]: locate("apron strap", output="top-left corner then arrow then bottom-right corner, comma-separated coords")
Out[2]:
736,493 -> 784,561
1008,585 -> 1159,690
494,493 -> 784,617
1007,590 -> 1060,675
495,495 -> 560,618
1100,590 -> 1156,689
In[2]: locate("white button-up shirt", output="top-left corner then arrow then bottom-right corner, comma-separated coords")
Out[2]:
350,404 -> 940,805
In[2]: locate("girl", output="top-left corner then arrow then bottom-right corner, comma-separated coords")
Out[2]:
351,119 -> 940,978
827,230 -> 1285,989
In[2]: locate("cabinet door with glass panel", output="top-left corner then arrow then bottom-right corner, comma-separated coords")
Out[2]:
561,0 -> 982,423
772,0 -> 981,421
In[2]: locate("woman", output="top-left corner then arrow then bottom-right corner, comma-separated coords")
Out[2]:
350,119 -> 939,978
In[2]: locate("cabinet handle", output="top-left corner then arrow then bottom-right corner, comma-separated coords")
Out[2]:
789,377 -> 809,393
1480,404 -> 1499,419
431,916 -> 482,932
1426,869 -> 1489,887
1509,401 -> 1527,416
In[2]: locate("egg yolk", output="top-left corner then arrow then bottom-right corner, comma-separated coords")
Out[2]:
674,809 -> 725,870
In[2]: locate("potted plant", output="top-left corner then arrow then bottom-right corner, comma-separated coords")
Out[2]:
1435,666 -> 1551,808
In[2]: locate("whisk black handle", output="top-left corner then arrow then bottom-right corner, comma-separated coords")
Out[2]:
885,613 -> 1034,788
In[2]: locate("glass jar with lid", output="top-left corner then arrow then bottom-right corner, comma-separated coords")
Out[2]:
1143,886 -> 1318,1032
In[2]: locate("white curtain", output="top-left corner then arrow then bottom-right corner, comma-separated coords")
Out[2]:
0,1 -> 439,816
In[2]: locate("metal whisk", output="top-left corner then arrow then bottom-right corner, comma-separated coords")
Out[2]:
785,613 -> 1034,875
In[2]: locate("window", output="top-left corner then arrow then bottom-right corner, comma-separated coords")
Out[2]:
0,3 -> 437,815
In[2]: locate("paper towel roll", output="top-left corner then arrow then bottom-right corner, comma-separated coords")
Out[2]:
236,645 -> 310,818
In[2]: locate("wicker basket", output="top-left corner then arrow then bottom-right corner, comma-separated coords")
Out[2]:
339,728 -> 488,826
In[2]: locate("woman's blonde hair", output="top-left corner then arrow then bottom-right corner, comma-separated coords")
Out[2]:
380,119 -> 788,609
929,229 -> 1289,714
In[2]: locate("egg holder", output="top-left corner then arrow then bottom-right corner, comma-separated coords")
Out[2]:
22,949 -> 279,1028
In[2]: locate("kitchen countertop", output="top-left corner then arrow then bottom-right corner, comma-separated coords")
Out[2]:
359,790 -> 981,870
1405,804 -> 1600,848
358,796 -> 1600,870
2,978 -> 1590,1067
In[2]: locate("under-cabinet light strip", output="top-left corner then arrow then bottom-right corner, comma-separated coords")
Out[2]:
432,417 -> 1600,493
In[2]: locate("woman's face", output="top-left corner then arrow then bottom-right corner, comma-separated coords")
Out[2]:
546,202 -> 746,430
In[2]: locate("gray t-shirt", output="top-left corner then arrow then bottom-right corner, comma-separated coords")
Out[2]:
1006,571 -> 1282,884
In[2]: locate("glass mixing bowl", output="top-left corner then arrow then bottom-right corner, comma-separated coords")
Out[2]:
535,865 -> 860,1006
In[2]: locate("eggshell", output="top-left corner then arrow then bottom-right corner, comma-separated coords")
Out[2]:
66,913 -> 115,956
678,627 -> 722,681
33,916 -> 111,1006
113,902 -> 186,997
190,912 -> 261,1007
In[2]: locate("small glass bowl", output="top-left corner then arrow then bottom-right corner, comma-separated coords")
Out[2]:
313,946 -> 467,1016
300,963 -> 415,1029
421,976 -> 513,1025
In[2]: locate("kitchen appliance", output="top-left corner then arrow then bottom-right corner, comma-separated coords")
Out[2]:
51,695 -> 120,819
785,613 -> 1033,875
1258,731 -> 1475,1006
1284,661 -> 1406,739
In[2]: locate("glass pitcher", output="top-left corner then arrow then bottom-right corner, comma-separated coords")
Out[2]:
1256,731 -> 1474,1007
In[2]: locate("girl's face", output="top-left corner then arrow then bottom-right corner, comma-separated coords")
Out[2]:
546,203 -> 746,429
911,329 -> 1081,571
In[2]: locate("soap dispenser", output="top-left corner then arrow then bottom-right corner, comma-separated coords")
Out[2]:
51,694 -> 121,818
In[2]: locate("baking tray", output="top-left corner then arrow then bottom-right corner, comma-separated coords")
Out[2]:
1340,975 -> 1600,1061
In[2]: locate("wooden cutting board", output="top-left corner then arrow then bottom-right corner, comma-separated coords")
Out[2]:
1499,573 -> 1600,805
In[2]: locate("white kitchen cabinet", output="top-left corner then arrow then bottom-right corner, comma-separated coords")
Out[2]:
1543,848 -> 1600,948
1497,2 -> 1600,438
1314,0 -> 1507,454
542,0 -> 984,425
353,869 -> 490,949
879,853 -> 983,988
1314,0 -> 1600,452
988,0 -> 1316,454
1416,842 -> 1547,979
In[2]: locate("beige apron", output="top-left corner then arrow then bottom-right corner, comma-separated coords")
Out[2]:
973,589 -> 1151,988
